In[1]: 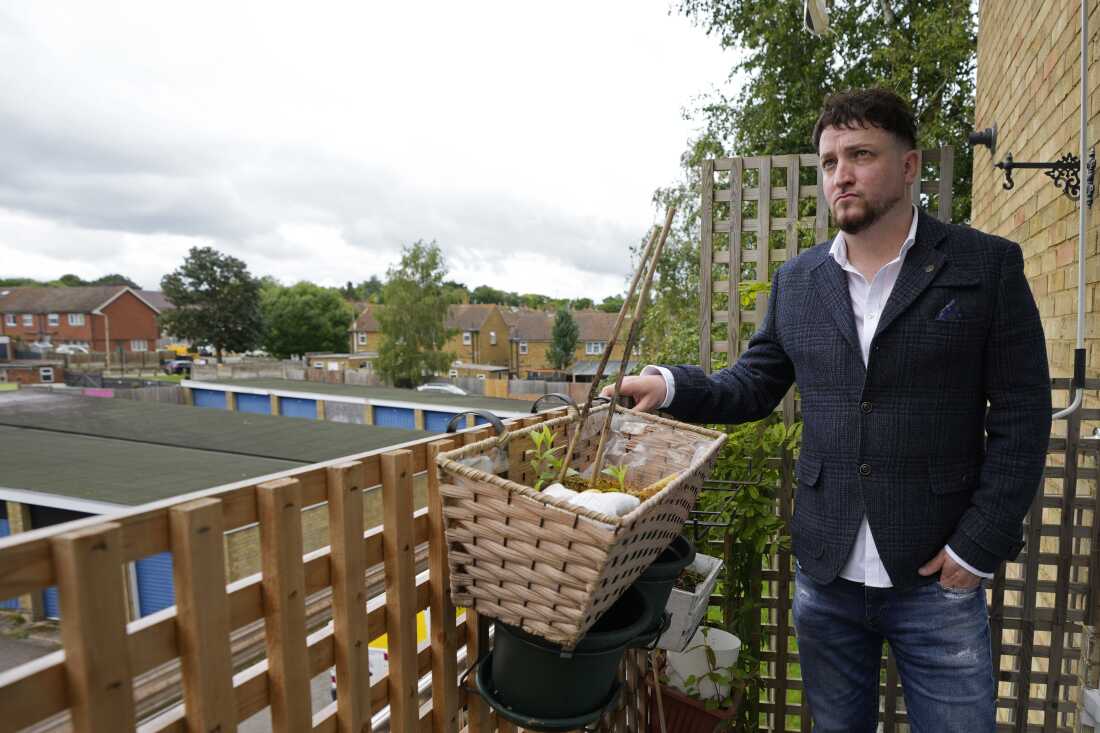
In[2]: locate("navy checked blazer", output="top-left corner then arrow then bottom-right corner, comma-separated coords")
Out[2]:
664,209 -> 1051,588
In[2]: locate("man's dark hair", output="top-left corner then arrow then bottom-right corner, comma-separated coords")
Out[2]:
812,88 -> 917,151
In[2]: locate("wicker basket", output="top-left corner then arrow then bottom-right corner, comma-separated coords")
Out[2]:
435,404 -> 726,649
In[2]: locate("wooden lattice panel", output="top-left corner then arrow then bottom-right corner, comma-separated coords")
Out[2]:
700,148 -> 954,372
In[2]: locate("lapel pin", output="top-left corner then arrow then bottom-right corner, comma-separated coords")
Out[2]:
924,264 -> 934,273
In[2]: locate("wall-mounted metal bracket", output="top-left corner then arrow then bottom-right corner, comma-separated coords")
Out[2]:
998,150 -> 1091,202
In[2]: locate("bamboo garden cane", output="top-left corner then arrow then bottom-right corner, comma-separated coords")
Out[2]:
589,205 -> 676,482
552,220 -> 664,483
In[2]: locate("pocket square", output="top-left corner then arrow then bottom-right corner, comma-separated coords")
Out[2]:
936,298 -> 964,321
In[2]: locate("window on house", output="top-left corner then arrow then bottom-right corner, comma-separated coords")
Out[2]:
68,313 -> 85,326
463,331 -> 472,345
4,314 -> 14,327
312,361 -> 324,368
357,332 -> 367,345
477,374 -> 486,380
490,331 -> 497,345
585,341 -> 606,355
47,313 -> 59,327
519,341 -> 528,355
22,314 -> 33,327
39,367 -> 54,383
449,369 -> 459,378
130,339 -> 148,352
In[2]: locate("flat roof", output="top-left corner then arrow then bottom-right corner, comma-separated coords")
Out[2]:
0,391 -> 429,507
186,377 -> 532,415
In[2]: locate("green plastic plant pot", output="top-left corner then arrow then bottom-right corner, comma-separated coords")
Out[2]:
489,585 -> 652,719
476,654 -> 621,732
632,535 -> 695,633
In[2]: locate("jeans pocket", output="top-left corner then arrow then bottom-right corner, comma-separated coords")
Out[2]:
937,580 -> 982,597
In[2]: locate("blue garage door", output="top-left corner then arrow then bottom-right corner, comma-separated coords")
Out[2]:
475,414 -> 493,426
424,410 -> 455,433
375,406 -> 415,429
236,392 -> 272,414
136,552 -> 175,616
0,520 -> 18,610
192,388 -> 227,409
280,397 -> 317,419
43,587 -> 59,619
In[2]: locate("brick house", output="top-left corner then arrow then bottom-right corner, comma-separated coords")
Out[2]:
348,303 -> 511,367
503,308 -> 636,378
0,287 -> 161,353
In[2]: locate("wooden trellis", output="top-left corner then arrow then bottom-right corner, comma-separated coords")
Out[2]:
699,148 -> 1100,732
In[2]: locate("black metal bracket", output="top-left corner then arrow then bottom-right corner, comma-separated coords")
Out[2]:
995,150 -> 1097,207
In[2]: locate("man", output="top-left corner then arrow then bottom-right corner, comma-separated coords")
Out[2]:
609,88 -> 1051,732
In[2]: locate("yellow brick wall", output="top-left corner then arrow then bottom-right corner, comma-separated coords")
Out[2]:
514,338 -> 633,374
478,309 -> 511,366
972,0 -> 1099,388
971,4 -> 1098,723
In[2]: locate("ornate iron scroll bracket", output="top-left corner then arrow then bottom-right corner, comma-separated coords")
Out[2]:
995,150 -> 1096,205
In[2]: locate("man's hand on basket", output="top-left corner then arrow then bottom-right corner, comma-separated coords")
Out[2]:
600,375 -> 667,412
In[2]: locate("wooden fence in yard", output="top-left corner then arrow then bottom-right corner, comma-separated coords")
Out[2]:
0,409 -> 657,733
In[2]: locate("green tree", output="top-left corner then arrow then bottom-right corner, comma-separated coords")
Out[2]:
261,282 -> 354,359
375,241 -> 455,387
570,297 -> 594,310
159,246 -> 263,363
90,273 -> 141,288
597,295 -> 625,313
57,274 -> 85,287
547,307 -> 579,371
677,0 -> 976,221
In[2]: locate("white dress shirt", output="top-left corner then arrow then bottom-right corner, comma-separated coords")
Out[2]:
647,206 -> 991,586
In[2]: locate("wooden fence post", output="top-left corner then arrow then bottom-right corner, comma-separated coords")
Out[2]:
257,477 -> 311,733
170,498 -> 236,732
382,450 -> 419,732
51,523 -> 135,732
428,439 -> 460,733
326,463 -> 372,733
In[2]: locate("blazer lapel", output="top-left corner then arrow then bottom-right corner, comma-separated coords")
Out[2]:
811,254 -> 861,357
874,211 -> 949,338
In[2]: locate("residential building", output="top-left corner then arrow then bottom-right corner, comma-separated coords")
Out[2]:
0,286 -> 161,353
503,308 -> 637,378
348,303 -> 511,367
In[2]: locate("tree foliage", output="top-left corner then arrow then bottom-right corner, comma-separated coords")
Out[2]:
159,247 -> 263,362
641,1 -> 976,366
340,276 -> 384,303
678,0 -> 976,221
1,273 -> 142,288
375,241 -> 455,387
261,282 -> 354,359
547,307 -> 579,371
597,295 -> 625,313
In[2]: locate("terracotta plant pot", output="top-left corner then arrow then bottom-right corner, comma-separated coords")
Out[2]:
646,679 -> 742,733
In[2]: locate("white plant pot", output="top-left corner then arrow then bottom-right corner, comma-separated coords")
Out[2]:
666,626 -> 742,700
656,551 -> 723,652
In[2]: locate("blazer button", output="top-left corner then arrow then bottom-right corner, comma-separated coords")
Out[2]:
860,401 -> 872,414
859,463 -> 871,477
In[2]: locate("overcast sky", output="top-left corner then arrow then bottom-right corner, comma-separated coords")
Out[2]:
0,2 -> 735,300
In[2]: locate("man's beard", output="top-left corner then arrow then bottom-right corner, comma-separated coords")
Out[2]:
834,192 -> 901,234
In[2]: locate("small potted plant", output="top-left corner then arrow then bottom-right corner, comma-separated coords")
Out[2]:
648,626 -> 748,733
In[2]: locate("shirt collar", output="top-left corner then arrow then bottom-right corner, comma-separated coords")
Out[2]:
829,205 -> 919,269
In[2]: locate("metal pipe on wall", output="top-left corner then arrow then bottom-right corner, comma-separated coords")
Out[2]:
1054,0 -> 1091,420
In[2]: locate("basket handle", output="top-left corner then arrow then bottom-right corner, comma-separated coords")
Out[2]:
530,392 -> 579,414
445,410 -> 506,436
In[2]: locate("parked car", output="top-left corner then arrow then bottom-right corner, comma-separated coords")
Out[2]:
163,358 -> 194,376
416,383 -> 466,396
55,344 -> 90,355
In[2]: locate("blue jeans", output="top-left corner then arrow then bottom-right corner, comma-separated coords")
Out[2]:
792,567 -> 994,733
